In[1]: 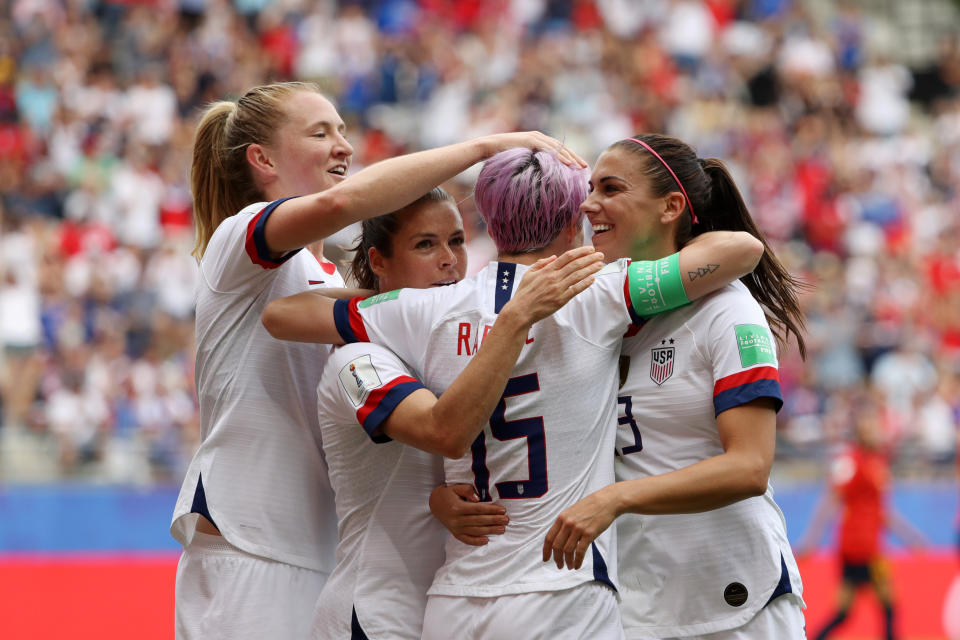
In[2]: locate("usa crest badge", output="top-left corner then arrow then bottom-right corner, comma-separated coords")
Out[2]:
650,345 -> 675,385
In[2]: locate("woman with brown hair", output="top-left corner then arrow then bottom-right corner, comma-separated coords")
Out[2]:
543,133 -> 809,639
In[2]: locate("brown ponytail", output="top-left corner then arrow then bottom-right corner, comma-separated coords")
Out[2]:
190,82 -> 325,260
699,158 -> 808,358
613,134 -> 808,358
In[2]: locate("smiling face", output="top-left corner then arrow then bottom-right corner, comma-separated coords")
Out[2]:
373,200 -> 468,292
260,91 -> 353,199
580,148 -> 678,261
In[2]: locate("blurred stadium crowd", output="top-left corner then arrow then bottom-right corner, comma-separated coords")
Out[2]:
1,0 -> 959,484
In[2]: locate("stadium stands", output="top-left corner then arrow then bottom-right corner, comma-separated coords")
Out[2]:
1,0 -> 958,486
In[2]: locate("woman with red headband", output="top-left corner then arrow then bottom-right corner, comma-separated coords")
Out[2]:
542,133 -> 809,639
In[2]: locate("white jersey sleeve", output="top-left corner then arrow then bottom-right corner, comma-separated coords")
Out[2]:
702,285 -> 783,415
326,344 -> 427,442
200,198 -> 303,292
331,286 -> 446,374
562,258 -> 639,346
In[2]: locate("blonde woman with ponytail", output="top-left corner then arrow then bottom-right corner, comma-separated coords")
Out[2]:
172,81 -> 584,639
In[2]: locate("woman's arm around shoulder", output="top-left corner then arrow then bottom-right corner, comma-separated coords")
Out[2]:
677,231 -> 763,301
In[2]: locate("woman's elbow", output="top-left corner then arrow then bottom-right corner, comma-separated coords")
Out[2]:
261,302 -> 287,339
430,426 -> 471,460
735,234 -> 765,276
438,438 -> 470,460
743,459 -> 771,497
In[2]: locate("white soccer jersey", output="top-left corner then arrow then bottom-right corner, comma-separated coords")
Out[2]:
312,342 -> 446,640
332,260 -> 641,598
613,281 -> 804,639
171,199 -> 344,572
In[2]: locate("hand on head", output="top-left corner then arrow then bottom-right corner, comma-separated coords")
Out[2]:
482,131 -> 587,168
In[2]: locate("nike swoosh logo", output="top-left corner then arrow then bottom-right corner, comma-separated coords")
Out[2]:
308,280 -> 325,285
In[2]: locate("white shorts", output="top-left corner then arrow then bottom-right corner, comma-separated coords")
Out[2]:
658,594 -> 806,640
422,582 -> 624,640
175,532 -> 329,640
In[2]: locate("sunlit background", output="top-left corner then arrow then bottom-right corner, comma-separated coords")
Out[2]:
1,0 -> 959,638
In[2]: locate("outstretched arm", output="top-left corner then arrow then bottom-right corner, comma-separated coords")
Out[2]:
543,397 -> 777,570
886,507 -> 928,549
264,133 -> 586,253
261,288 -> 343,344
795,489 -> 840,556
312,287 -> 376,300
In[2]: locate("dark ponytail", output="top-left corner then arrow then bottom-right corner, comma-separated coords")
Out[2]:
349,187 -> 455,291
699,159 -> 807,358
613,134 -> 807,358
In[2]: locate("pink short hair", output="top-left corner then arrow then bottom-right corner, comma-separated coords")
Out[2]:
474,148 -> 588,253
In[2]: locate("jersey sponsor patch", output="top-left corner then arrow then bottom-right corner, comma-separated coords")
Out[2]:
338,354 -> 383,407
357,289 -> 401,309
734,324 -> 776,367
649,343 -> 675,385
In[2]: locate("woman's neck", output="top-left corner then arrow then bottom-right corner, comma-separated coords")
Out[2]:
627,234 -> 678,262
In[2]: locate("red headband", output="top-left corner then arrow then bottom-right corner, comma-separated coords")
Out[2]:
625,137 -> 698,225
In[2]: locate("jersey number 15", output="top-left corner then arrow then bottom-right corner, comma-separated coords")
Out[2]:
471,373 -> 547,501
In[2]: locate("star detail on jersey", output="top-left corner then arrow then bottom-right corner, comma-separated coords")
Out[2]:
494,262 -> 517,312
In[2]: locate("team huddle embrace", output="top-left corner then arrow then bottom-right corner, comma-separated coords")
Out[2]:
171,82 -> 808,640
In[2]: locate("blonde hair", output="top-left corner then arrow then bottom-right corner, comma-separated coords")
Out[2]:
190,81 -> 325,260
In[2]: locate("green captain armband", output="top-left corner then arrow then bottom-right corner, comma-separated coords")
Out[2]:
627,252 -> 690,318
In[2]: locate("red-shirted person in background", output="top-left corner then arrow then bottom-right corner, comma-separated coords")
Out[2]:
798,398 -> 927,640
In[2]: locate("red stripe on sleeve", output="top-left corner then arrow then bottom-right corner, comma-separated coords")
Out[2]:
622,271 -> 632,314
244,208 -> 280,268
347,298 -> 370,342
713,366 -> 779,396
355,375 -> 420,425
